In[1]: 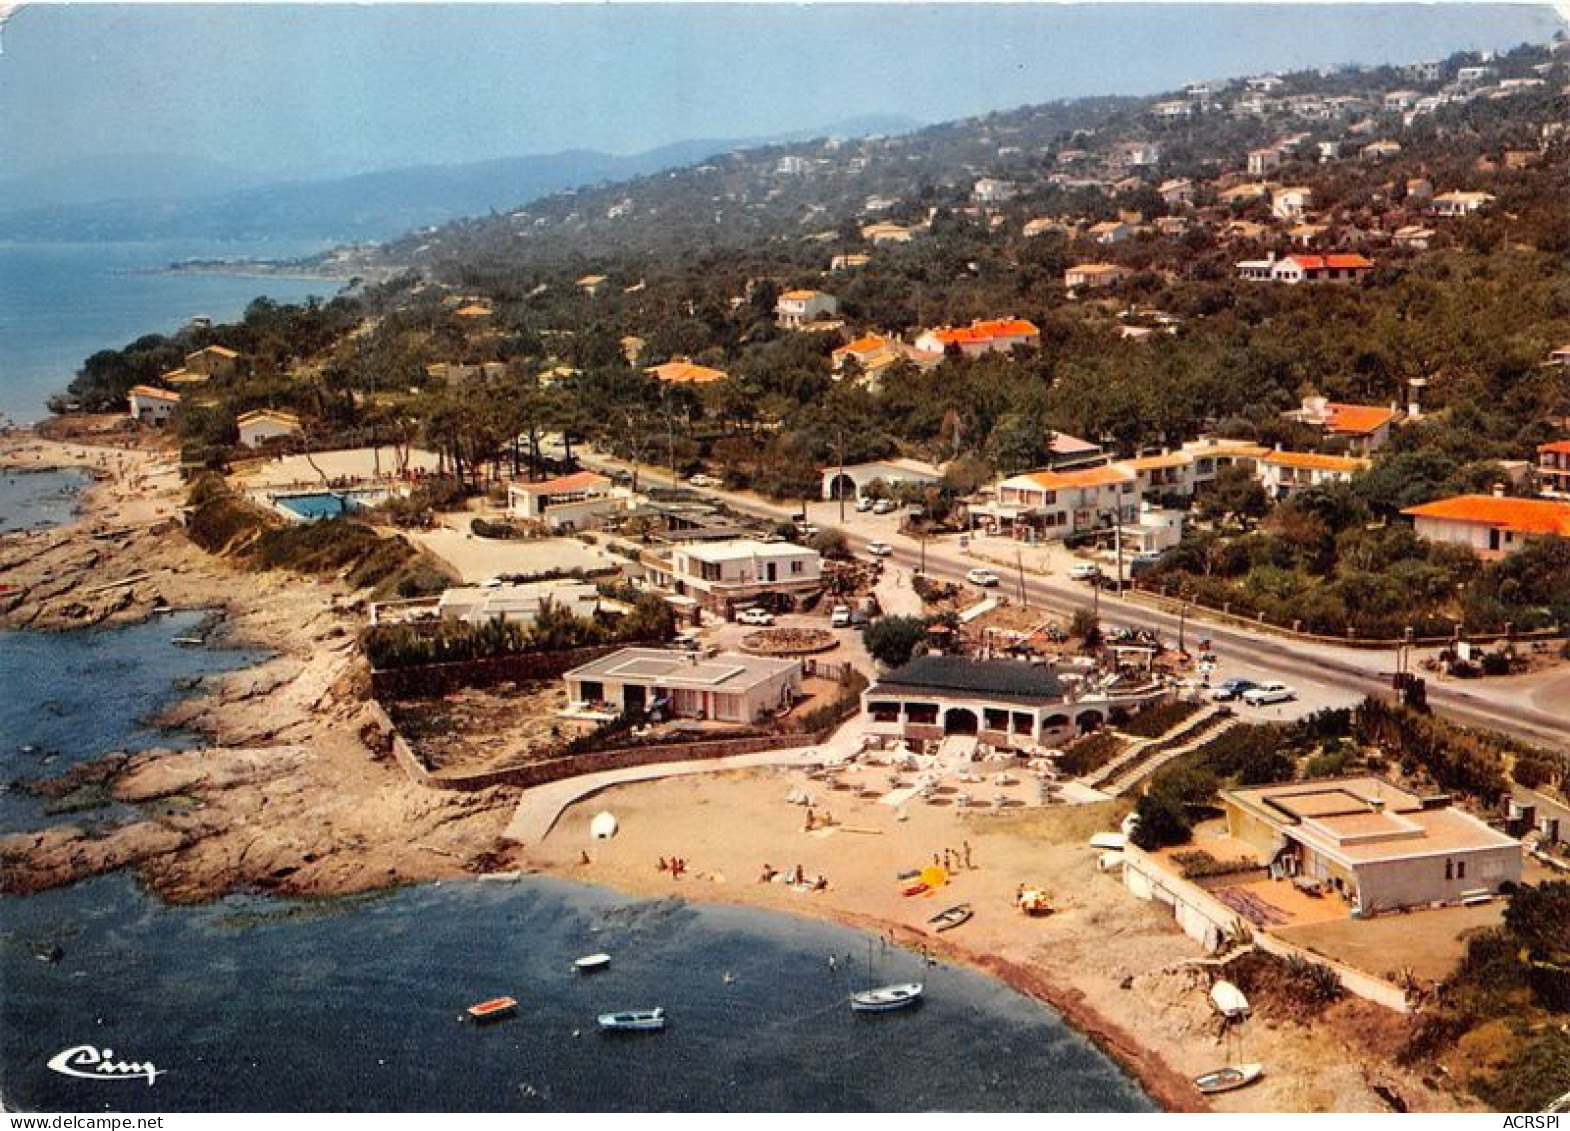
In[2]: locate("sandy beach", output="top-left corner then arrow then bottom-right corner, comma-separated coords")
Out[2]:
0,426 -> 1481,1113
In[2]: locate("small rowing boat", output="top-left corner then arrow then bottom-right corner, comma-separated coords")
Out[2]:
574,952 -> 612,973
466,996 -> 518,1023
1193,1063 -> 1263,1094
900,881 -> 930,897
928,903 -> 973,932
850,982 -> 924,1013
598,1007 -> 665,1032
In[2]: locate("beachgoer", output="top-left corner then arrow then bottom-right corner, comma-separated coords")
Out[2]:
658,857 -> 669,872
580,851 -> 591,866
963,841 -> 973,869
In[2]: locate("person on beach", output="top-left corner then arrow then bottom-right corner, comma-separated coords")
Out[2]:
963,841 -> 973,869
658,857 -> 669,872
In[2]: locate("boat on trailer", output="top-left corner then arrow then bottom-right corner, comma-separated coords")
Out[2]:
1193,1063 -> 1264,1094
850,982 -> 924,1013
598,1007 -> 665,1032
466,996 -> 518,1023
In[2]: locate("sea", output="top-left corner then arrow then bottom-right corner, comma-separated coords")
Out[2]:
0,494 -> 1156,1112
0,240 -> 334,426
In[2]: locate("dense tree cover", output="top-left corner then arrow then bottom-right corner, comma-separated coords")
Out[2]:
861,615 -> 931,668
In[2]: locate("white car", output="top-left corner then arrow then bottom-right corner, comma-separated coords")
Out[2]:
687,474 -> 719,488
854,497 -> 875,513
966,568 -> 1001,588
1242,682 -> 1295,706
737,608 -> 775,626
830,605 -> 852,628
1067,562 -> 1102,581
872,499 -> 896,515
866,540 -> 892,557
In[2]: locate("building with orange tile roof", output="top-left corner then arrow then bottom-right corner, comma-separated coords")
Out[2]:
1256,449 -> 1371,498
775,289 -> 839,329
971,464 -> 1138,538
184,345 -> 241,379
1223,777 -> 1521,915
507,471 -> 631,531
1403,494 -> 1570,559
1288,396 -> 1402,453
914,318 -> 1040,358
646,358 -> 729,385
127,385 -> 181,425
1236,253 -> 1375,284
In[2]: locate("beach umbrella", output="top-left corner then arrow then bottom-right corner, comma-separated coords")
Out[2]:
589,811 -> 618,840
920,864 -> 948,889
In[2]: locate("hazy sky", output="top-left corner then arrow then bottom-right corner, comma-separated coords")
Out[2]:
2,3 -> 1564,184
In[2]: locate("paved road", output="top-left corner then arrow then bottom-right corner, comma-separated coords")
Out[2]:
580,448 -> 1570,750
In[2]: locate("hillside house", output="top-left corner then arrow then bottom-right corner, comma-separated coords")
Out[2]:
1236,253 -> 1374,284
1246,147 -> 1282,176
1254,450 -> 1371,498
438,579 -> 604,627
1158,179 -> 1195,208
775,289 -> 839,329
643,539 -> 822,615
915,318 -> 1040,358
184,345 -> 241,380
1064,263 -> 1130,292
647,359 -> 729,385
507,471 -> 631,531
236,409 -> 303,449
1270,186 -> 1313,222
1430,191 -> 1495,218
1288,397 -> 1401,454
1403,494 -> 1570,559
127,385 -> 180,425
1223,777 -> 1521,915
1392,225 -> 1436,251
1088,220 -> 1132,245
1537,441 -> 1570,498
861,221 -> 914,245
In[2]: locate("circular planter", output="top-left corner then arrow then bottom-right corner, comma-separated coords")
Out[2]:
740,627 -> 839,656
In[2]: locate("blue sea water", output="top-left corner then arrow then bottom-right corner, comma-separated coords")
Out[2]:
0,241 -> 335,425
0,615 -> 1157,1113
0,468 -> 90,534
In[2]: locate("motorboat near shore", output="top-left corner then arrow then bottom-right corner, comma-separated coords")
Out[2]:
466,996 -> 518,1023
574,952 -> 612,973
850,982 -> 924,1013
598,1007 -> 665,1032
1193,1063 -> 1264,1094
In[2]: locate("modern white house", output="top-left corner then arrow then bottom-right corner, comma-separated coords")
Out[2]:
507,471 -> 631,530
969,465 -> 1139,539
127,385 -> 181,425
563,647 -> 802,724
437,579 -> 605,626
236,409 -> 303,448
775,289 -> 840,329
1223,777 -> 1521,915
643,539 -> 822,614
1429,190 -> 1495,218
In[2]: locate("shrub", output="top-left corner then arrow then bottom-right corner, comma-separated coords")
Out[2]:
862,616 -> 929,668
1057,731 -> 1125,777
1121,699 -> 1201,738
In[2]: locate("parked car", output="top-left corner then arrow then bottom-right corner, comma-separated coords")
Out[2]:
737,607 -> 775,626
830,605 -> 852,628
796,523 -> 820,539
872,499 -> 896,515
866,540 -> 892,557
1211,678 -> 1260,702
854,496 -> 875,513
1067,562 -> 1102,581
687,474 -> 719,488
849,609 -> 871,628
1242,682 -> 1296,706
966,568 -> 1001,588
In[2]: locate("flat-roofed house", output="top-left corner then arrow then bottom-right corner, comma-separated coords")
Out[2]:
184,345 -> 241,380
1403,494 -> 1570,559
1430,190 -> 1495,218
1247,147 -> 1282,176
644,539 -> 822,614
438,579 -> 603,626
1255,450 -> 1370,498
507,471 -> 631,530
776,289 -> 839,329
970,464 -> 1139,538
1088,220 -> 1131,245
236,409 -> 303,448
127,385 -> 181,425
1538,441 -> 1570,498
1223,777 -> 1521,915
563,647 -> 801,724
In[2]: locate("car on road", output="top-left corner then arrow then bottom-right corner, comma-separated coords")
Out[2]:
966,568 -> 1001,588
687,474 -> 720,488
850,609 -> 871,628
854,496 -> 875,513
1242,681 -> 1296,706
1211,678 -> 1260,702
872,499 -> 896,515
866,540 -> 892,557
737,607 -> 775,626
1067,562 -> 1102,581
830,605 -> 852,628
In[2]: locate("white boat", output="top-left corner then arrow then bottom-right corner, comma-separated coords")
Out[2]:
1193,1062 -> 1263,1094
574,952 -> 612,973
598,1007 -> 664,1032
589,811 -> 618,840
850,982 -> 924,1013
1209,980 -> 1250,1019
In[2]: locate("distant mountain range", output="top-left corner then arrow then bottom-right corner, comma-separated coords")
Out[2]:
0,115 -> 921,244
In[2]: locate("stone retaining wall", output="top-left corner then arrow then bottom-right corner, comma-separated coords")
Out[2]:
368,644 -> 620,699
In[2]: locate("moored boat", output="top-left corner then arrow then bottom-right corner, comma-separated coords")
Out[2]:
466,996 -> 518,1023
1193,1063 -> 1264,1094
850,982 -> 924,1013
574,952 -> 612,973
928,903 -> 973,932
598,1007 -> 665,1032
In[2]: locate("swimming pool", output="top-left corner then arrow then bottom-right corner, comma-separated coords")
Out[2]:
273,489 -> 387,520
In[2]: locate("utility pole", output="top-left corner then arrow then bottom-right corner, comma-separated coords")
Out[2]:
836,428 -> 846,524
1015,545 -> 1028,608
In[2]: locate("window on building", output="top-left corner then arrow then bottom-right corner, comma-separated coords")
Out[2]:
1457,860 -> 1466,880
1445,859 -> 1453,881
791,560 -> 803,575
